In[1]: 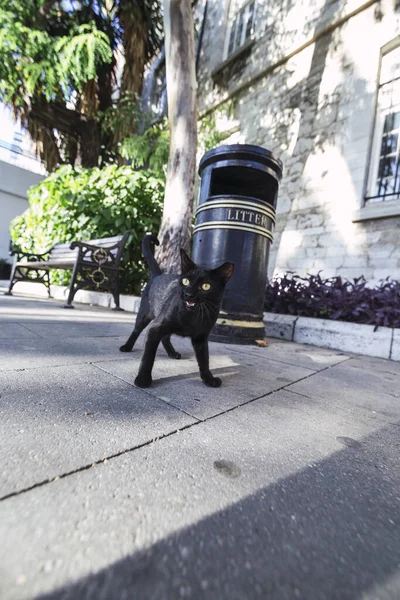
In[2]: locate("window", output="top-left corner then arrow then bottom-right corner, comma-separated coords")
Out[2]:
366,44 -> 400,203
226,1 -> 256,58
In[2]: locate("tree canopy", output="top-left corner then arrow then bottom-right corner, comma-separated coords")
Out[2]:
0,0 -> 163,170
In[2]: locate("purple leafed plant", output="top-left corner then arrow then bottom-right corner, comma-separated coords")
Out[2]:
265,272 -> 400,329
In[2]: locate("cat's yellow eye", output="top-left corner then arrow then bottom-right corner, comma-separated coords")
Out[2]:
182,278 -> 190,286
201,283 -> 211,291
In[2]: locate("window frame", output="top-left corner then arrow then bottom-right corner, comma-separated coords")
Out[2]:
364,38 -> 400,205
355,37 -> 400,222
223,0 -> 257,60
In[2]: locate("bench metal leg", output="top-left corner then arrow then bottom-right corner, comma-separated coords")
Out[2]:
112,279 -> 124,311
45,271 -> 51,298
4,260 -> 17,296
64,261 -> 79,309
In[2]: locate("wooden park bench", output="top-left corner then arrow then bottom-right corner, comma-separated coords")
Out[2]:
6,232 -> 131,310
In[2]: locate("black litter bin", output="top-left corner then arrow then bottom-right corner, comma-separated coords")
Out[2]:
192,144 -> 282,344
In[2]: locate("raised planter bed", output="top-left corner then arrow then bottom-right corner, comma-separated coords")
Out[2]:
1,280 -> 398,362
263,313 -> 399,362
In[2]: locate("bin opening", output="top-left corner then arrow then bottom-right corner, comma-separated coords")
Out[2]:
209,166 -> 278,203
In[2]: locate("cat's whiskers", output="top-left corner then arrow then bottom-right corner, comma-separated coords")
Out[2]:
204,299 -> 219,319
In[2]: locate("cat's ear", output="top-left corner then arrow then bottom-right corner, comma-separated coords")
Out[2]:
180,248 -> 196,274
212,262 -> 234,284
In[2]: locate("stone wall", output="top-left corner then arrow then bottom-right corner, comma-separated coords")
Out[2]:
195,0 -> 400,283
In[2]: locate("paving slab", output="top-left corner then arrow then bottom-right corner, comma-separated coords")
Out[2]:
97,350 -> 315,420
0,363 -> 195,497
227,338 -> 351,371
0,390 -> 399,600
0,293 -> 137,324
20,320 -> 136,339
288,357 -> 400,422
0,335 -> 144,372
0,323 -> 41,339
339,353 -> 400,377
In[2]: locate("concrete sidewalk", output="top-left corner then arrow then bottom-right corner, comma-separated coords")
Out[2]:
1,291 -> 399,600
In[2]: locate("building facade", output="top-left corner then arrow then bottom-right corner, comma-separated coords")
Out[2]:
195,0 -> 400,283
0,105 -> 45,263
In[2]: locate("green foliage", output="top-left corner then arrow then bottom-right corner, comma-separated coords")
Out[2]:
10,165 -> 165,295
120,101 -> 236,177
55,24 -> 113,92
120,119 -> 170,175
0,10 -> 112,104
0,0 -> 163,170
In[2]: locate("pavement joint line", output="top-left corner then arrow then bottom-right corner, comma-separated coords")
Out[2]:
0,361 -> 119,374
17,322 -> 47,340
0,353 -> 141,374
0,357 -> 354,502
0,420 -> 197,503
91,362 -> 203,422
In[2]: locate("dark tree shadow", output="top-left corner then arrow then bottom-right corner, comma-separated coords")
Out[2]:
36,421 -> 400,600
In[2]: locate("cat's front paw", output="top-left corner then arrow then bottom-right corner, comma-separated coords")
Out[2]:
203,376 -> 222,388
134,373 -> 153,388
119,344 -> 132,353
168,351 -> 181,360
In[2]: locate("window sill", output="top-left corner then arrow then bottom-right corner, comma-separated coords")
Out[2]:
212,38 -> 255,80
352,200 -> 400,222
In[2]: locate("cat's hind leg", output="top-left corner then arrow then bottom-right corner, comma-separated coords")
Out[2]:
162,335 -> 181,359
119,309 -> 151,353
135,322 -> 165,388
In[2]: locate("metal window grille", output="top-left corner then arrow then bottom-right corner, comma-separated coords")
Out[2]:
366,46 -> 400,202
227,1 -> 255,57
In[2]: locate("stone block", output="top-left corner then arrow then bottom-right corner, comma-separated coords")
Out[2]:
119,295 -> 141,313
263,312 -> 297,341
369,257 -> 398,269
333,267 -> 368,280
343,256 -> 368,268
301,234 -> 319,248
367,244 -> 395,259
75,289 -> 112,308
326,246 -> 346,257
317,234 -> 341,247
391,329 -> 400,361
298,213 -> 324,229
306,247 -> 327,258
294,196 -> 322,211
294,317 -> 392,359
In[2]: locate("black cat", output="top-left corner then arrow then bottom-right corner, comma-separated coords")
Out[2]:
120,234 -> 234,388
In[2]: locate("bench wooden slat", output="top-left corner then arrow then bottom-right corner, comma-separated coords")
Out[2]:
17,261 -> 75,270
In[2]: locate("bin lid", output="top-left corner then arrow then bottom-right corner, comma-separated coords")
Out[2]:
199,144 -> 283,179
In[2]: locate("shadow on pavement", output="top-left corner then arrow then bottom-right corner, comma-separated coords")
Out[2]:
36,422 -> 400,600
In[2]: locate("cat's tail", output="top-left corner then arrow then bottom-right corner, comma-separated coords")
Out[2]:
142,234 -> 162,277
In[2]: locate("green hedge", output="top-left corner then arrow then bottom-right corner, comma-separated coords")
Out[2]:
10,164 -> 164,295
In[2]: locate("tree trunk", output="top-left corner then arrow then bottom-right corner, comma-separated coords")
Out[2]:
155,0 -> 197,273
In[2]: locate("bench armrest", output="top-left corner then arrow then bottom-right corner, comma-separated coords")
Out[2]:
9,245 -> 52,261
70,232 -> 131,265
70,240 -> 121,252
